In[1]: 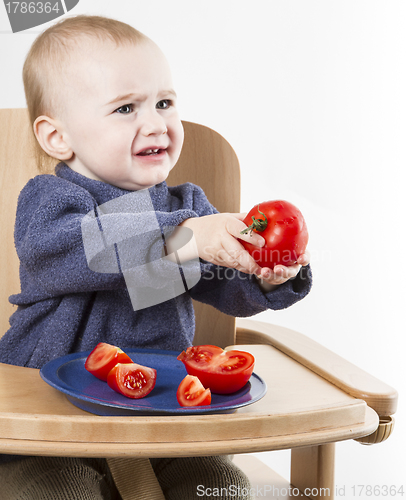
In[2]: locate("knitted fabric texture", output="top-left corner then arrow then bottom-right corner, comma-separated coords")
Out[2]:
150,456 -> 254,500
0,455 -> 253,500
0,457 -> 120,500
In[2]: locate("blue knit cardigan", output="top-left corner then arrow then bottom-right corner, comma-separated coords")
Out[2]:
0,164 -> 312,370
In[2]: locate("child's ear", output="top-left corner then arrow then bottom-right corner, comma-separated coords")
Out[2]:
33,116 -> 73,161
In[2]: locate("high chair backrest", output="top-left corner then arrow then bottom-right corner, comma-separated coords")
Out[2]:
0,109 -> 240,347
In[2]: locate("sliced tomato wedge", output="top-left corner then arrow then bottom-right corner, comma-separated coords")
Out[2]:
85,342 -> 133,381
177,345 -> 255,394
177,375 -> 212,407
107,362 -> 157,399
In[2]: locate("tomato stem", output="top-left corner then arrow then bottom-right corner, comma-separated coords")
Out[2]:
240,205 -> 268,235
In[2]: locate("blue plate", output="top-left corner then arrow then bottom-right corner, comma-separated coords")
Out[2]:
40,348 -> 267,416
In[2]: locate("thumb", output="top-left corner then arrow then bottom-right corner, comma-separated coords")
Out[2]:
228,214 -> 265,247
230,212 -> 248,220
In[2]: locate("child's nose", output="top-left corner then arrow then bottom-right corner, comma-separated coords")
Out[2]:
140,109 -> 167,136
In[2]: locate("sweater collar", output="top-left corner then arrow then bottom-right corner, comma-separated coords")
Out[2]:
55,163 -> 169,208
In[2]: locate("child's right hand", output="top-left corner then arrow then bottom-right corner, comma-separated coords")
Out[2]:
176,213 -> 265,275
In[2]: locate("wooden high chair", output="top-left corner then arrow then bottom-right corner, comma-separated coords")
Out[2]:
0,108 -> 398,499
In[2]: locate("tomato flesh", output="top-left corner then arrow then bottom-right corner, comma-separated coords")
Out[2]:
107,363 -> 157,399
177,375 -> 212,407
240,200 -> 308,269
85,342 -> 133,381
177,345 -> 255,394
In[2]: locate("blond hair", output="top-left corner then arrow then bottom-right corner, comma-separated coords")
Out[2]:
23,15 -> 149,172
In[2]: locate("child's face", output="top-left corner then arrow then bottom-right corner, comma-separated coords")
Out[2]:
58,39 -> 184,190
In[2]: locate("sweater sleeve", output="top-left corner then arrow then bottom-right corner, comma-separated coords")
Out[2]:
188,262 -> 312,316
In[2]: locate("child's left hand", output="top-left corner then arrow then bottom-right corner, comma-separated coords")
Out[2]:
254,251 -> 310,292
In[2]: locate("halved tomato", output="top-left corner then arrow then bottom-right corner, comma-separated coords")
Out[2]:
177,345 -> 255,394
177,375 -> 211,407
107,363 -> 157,399
85,342 -> 133,381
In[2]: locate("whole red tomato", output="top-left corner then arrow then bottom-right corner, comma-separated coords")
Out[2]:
240,200 -> 308,269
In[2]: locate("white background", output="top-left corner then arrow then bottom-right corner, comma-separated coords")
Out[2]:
1,1 -> 405,496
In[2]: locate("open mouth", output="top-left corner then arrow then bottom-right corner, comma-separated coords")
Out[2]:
137,148 -> 165,156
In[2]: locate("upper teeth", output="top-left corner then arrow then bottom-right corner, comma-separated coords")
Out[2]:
144,149 -> 159,154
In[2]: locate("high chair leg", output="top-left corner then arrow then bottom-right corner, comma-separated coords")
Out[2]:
291,444 -> 335,499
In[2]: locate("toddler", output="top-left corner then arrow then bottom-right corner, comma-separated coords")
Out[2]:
0,15 -> 311,499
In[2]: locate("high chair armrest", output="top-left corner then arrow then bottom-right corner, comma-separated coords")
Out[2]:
235,318 -> 398,418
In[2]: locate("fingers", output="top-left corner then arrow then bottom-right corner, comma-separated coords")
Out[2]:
216,240 -> 261,275
231,212 -> 248,220
297,250 -> 311,267
220,215 -> 310,277
226,214 -> 265,248
191,212 -> 310,282
256,261 -> 304,285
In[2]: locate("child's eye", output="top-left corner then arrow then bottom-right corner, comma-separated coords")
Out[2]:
115,104 -> 133,114
156,100 -> 172,110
